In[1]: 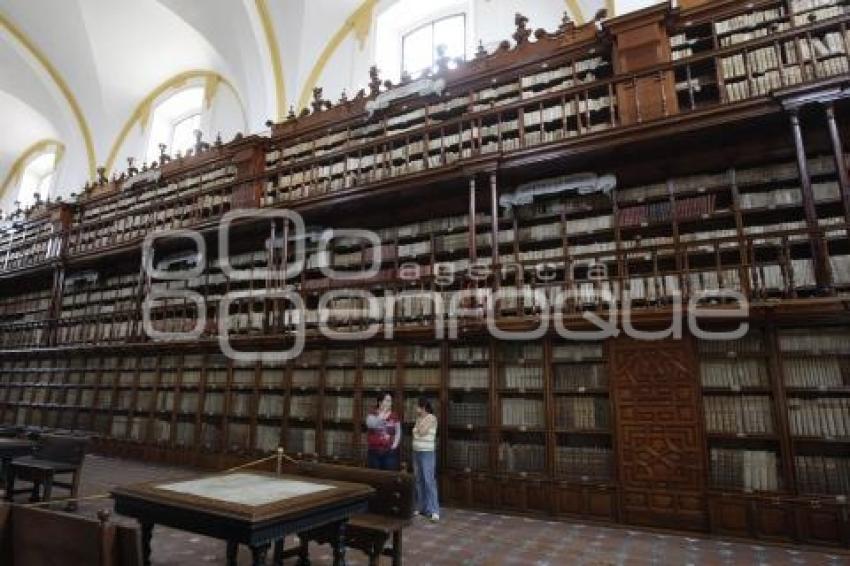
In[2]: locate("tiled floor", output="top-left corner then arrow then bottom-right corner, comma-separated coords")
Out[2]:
17,455 -> 849,565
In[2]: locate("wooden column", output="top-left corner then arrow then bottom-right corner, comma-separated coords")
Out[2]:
825,103 -> 850,227
469,178 -> 477,264
788,109 -> 832,292
489,173 -> 499,272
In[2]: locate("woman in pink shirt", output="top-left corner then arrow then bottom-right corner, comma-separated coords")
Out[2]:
366,391 -> 401,470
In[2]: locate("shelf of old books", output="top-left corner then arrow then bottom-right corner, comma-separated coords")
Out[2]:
323,346 -> 359,462
254,361 -> 285,454
110,355 -> 138,441
0,273 -> 53,349
446,342 -> 492,473
224,360 -> 254,455
699,330 -> 785,494
283,347 -> 321,457
197,354 -> 227,453
73,356 -> 102,435
496,342 -> 546,477
778,327 -> 850,498
550,339 -> 614,484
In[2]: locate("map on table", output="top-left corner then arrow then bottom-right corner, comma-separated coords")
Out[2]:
157,473 -> 335,506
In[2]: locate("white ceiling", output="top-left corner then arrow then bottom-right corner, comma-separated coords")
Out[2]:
0,0 -> 656,205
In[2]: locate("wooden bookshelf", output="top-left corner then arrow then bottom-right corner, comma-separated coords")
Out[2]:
1,2 -> 850,548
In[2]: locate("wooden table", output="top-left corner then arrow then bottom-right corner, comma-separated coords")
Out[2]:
0,438 -> 34,492
112,471 -> 374,566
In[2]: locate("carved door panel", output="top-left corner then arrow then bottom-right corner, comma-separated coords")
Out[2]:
610,337 -> 708,530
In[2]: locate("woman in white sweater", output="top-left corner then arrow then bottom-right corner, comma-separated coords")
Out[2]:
412,397 -> 439,521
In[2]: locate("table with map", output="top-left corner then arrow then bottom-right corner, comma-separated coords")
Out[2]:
112,471 -> 373,566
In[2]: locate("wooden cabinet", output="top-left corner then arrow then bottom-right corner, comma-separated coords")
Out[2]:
608,4 -> 678,125
796,499 -> 850,547
553,482 -> 618,521
709,493 -> 751,538
753,497 -> 797,542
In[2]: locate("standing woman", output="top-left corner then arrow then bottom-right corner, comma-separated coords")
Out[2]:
366,391 -> 401,470
412,397 -> 439,521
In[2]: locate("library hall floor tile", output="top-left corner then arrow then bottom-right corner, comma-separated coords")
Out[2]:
44,456 -> 850,565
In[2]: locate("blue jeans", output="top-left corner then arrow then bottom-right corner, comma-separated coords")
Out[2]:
413,450 -> 439,516
367,449 -> 399,471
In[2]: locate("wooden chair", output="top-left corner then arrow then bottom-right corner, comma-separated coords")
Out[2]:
282,461 -> 414,566
0,504 -> 141,566
6,434 -> 89,510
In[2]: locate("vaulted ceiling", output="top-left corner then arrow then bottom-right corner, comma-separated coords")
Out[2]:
0,0 -> 655,205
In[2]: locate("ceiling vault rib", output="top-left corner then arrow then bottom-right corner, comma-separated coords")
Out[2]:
297,0 -> 378,112
255,0 -> 286,120
103,70 -> 242,175
0,12 -> 96,180
564,0 -> 587,25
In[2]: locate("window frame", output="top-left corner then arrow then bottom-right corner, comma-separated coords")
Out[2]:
401,12 -> 467,77
168,111 -> 203,156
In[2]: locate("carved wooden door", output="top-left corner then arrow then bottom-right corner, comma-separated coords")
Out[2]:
610,336 -> 708,530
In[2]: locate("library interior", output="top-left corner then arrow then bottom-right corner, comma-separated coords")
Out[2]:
1,0 -> 850,564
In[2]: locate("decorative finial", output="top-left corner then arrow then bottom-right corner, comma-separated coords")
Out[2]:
97,166 -> 107,185
338,89 -> 349,103
193,129 -> 209,154
435,44 -> 450,72
559,12 -> 573,33
215,132 -> 223,147
158,143 -> 171,164
513,13 -> 531,44
400,69 -> 411,83
287,105 -> 297,120
476,40 -> 488,59
311,87 -> 325,113
368,65 -> 381,96
97,509 -> 111,524
126,157 -> 138,177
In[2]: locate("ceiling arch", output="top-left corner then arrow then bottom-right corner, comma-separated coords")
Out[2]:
103,70 -> 245,174
0,0 -> 659,202
297,0 -> 377,111
0,11 -> 96,179
254,0 -> 287,120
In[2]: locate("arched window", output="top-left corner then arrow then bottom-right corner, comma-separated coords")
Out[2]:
376,0 -> 471,83
15,143 -> 62,207
144,86 -> 206,164
402,14 -> 466,77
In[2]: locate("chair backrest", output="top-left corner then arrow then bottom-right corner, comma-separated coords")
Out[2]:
34,434 -> 89,465
4,505 -> 141,566
294,461 -> 414,520
0,504 -> 11,565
